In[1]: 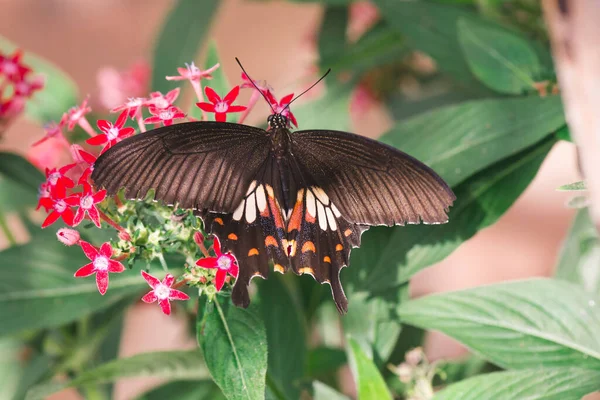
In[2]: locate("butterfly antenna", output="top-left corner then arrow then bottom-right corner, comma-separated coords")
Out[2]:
283,68 -> 331,113
235,57 -> 276,114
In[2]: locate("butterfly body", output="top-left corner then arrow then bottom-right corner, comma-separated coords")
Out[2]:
91,114 -> 455,313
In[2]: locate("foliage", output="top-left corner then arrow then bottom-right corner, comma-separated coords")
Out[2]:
0,1 -> 595,399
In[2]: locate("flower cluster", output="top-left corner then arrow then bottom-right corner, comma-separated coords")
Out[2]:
0,49 -> 44,135
389,347 -> 441,400
31,58 -> 299,315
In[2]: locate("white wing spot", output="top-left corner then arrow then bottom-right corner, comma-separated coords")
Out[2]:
331,202 -> 342,218
317,202 -> 328,231
256,184 -> 267,213
246,180 -> 257,195
306,190 -> 316,219
245,193 -> 257,223
312,186 -> 330,205
232,200 -> 244,221
326,207 -> 337,231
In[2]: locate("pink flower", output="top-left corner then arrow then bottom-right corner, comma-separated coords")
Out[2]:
97,61 -> 150,110
196,236 -> 239,291
144,88 -> 180,110
86,110 -> 135,153
144,105 -> 185,126
56,228 -> 80,246
39,196 -> 75,228
140,271 -> 190,315
74,241 -> 125,295
0,50 -> 30,82
267,92 -> 298,127
66,98 -> 92,131
111,97 -> 145,119
196,86 -> 246,122
36,182 -> 52,211
65,187 -> 107,227
13,74 -> 45,97
166,62 -> 219,82
32,116 -> 67,147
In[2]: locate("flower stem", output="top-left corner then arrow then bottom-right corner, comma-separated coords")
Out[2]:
78,117 -> 97,137
98,210 -> 125,232
157,252 -> 169,271
0,207 -> 17,246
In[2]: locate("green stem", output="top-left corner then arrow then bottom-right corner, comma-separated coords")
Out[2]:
0,207 -> 17,246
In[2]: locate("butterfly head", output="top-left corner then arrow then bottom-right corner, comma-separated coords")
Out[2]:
267,113 -> 289,130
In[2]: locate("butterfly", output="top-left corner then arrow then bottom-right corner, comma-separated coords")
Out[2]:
90,68 -> 455,314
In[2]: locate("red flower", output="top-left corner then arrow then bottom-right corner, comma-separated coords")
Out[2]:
143,105 -> 185,126
196,236 -> 239,291
65,187 -> 107,227
111,97 -> 145,119
74,147 -> 97,187
267,92 -> 298,128
45,163 -> 76,198
74,241 -> 125,295
86,110 -> 135,153
36,182 -> 52,211
39,196 -> 75,228
196,86 -> 246,122
13,74 -> 45,97
144,88 -> 180,110
140,271 -> 190,315
0,50 -> 30,82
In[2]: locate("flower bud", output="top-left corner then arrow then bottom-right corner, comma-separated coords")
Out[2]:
56,228 -> 80,246
193,231 -> 204,247
397,363 -> 413,383
118,230 -> 132,242
406,347 -> 424,366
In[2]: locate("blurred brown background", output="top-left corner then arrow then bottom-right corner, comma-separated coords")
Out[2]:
0,0 -> 580,398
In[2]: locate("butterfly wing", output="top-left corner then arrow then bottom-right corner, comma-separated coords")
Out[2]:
198,155 -> 290,308
91,121 -> 270,213
290,129 -> 456,226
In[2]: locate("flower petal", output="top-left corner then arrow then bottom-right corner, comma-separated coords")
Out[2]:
229,263 -> 239,279
61,208 -> 75,226
99,242 -> 113,258
141,270 -> 161,288
72,208 -> 85,227
87,207 -> 101,228
108,259 -> 125,273
86,135 -> 108,146
168,288 -> 190,301
92,189 -> 107,203
196,102 -> 215,112
213,236 -> 222,256
74,262 -> 95,277
96,270 -> 109,295
215,269 -> 226,291
224,86 -> 240,104
215,112 -> 226,122
162,274 -> 174,287
227,105 -> 247,113
119,127 -> 135,138
141,291 -> 158,303
97,119 -> 111,132
79,240 -> 99,260
159,298 -> 172,315
196,257 -> 217,268
204,86 -> 220,104
115,110 -> 128,128
41,211 -> 60,228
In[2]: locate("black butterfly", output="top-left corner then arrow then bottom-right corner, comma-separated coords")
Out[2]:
91,77 -> 455,314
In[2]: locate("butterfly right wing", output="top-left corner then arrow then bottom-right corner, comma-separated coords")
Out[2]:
91,121 -> 270,214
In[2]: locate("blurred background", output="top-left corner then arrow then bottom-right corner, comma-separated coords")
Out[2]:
0,0 -> 580,398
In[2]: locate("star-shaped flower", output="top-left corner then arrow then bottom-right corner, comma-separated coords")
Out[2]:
267,92 -> 298,128
44,163 -> 76,198
195,236 -> 239,291
144,105 -> 185,126
65,187 -> 107,227
111,97 -> 145,119
140,271 -> 190,315
66,98 -> 92,131
39,196 -> 75,228
196,86 -> 246,122
74,241 -> 125,295
86,110 -> 135,153
0,50 -> 30,82
144,88 -> 180,110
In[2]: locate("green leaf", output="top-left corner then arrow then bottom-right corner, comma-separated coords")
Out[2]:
0,35 -> 78,123
320,22 -> 407,75
555,209 -> 600,293
343,285 -> 408,365
399,278 -> 600,370
151,0 -> 220,93
381,95 -> 565,188
318,6 -> 348,77
347,337 -> 393,400
434,368 -> 600,400
0,152 -> 45,197
189,42 -> 234,122
307,347 -> 347,377
371,0 -> 486,89
27,350 -> 208,400
197,298 -> 267,400
0,235 -> 151,336
136,380 -> 225,400
557,180 -> 586,191
257,274 -> 307,400
312,381 -> 350,400
457,18 -> 540,94
348,138 -> 553,294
